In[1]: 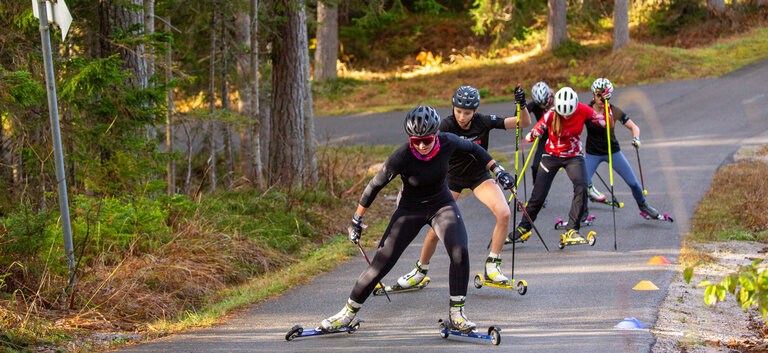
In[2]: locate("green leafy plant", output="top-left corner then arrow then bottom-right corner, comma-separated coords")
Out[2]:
415,0 -> 442,15
685,259 -> 768,317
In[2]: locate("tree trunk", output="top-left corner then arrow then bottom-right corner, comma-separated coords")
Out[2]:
545,0 -> 568,51
269,0 -> 305,189
234,12 -> 252,183
221,13 -> 234,191
144,0 -> 155,80
249,0 -> 264,188
299,1 -> 318,185
208,7 -> 218,193
314,1 -> 338,81
166,16 -> 175,195
707,0 -> 725,13
113,0 -> 148,88
613,0 -> 629,51
758,0 -> 767,8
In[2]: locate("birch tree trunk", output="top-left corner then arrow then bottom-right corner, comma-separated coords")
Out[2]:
707,0 -> 725,14
314,1 -> 338,81
234,12 -> 252,183
545,0 -> 568,51
250,0 -> 264,188
613,0 -> 629,51
299,1 -> 317,184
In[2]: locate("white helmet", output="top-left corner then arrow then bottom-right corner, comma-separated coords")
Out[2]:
591,78 -> 614,100
554,87 -> 578,116
531,82 -> 553,106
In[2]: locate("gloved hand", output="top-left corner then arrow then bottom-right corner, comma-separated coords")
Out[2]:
348,213 -> 365,244
490,163 -> 515,190
525,125 -> 543,143
514,85 -> 526,107
632,137 -> 641,148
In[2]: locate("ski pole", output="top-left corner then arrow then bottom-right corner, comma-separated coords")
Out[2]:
594,171 -> 622,207
489,101 -> 522,250
602,95 -> 617,251
508,187 -> 550,252
356,242 -> 390,302
634,146 -> 647,195
521,134 -> 527,205
517,136 -> 539,188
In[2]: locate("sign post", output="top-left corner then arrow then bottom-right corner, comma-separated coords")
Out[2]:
33,0 -> 76,289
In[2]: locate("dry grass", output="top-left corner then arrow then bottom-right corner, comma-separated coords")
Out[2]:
690,159 -> 768,242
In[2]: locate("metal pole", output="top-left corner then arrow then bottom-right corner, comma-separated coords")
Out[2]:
36,0 -> 76,287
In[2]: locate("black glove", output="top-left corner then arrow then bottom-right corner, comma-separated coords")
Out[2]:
514,85 -> 526,107
490,163 -> 515,190
348,213 -> 364,244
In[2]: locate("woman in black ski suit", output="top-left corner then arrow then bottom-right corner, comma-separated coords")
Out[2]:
319,105 -> 515,334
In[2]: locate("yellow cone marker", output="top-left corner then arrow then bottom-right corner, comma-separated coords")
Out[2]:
647,256 -> 671,265
633,280 -> 659,290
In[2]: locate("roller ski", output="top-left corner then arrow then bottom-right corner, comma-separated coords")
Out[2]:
554,215 -> 596,230
438,319 -> 501,345
589,184 -> 624,208
638,201 -> 674,222
375,261 -> 431,295
285,318 -> 363,341
557,229 -> 596,250
472,255 -> 527,295
437,298 -> 501,345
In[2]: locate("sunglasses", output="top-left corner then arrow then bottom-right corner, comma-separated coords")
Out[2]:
409,135 -> 436,146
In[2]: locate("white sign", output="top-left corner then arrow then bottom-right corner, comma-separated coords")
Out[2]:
32,0 -> 72,41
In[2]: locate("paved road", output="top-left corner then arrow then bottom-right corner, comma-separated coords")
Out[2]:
118,59 -> 768,352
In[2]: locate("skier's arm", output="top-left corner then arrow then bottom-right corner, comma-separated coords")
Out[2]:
623,119 -> 640,139
503,108 -> 531,129
358,152 -> 400,208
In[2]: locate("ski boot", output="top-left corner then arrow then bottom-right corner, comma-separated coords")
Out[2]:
319,299 -> 361,333
473,255 -> 527,295
554,215 -> 596,230
638,201 -> 674,222
505,226 -> 531,244
448,298 -> 477,333
588,184 -> 606,202
374,261 -> 431,295
557,229 -> 596,249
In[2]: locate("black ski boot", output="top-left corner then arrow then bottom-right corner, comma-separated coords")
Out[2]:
638,200 -> 660,219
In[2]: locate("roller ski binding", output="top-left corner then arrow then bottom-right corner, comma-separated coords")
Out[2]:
375,262 -> 431,295
589,184 -> 623,208
438,319 -> 501,345
473,274 -> 527,295
472,256 -> 527,295
505,226 -> 530,245
557,229 -> 596,250
285,318 -> 363,341
554,215 -> 596,230
638,201 -> 673,222
374,277 -> 431,295
640,212 -> 674,223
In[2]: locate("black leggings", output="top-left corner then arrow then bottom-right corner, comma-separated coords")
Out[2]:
530,134 -> 549,186
519,154 -> 588,231
349,201 -> 470,304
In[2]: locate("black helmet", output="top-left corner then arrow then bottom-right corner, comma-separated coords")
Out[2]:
452,85 -> 480,110
404,105 -> 441,137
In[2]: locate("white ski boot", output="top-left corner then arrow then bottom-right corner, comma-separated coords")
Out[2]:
588,184 -> 606,202
449,297 -> 477,333
396,261 -> 428,289
320,299 -> 361,333
484,255 -> 510,285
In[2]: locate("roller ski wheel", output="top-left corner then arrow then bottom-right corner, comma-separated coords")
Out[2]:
285,319 -> 363,341
640,212 -> 674,223
373,276 -> 431,296
554,215 -> 596,230
557,231 -> 597,250
593,197 -> 624,208
437,319 -> 501,345
473,274 -> 528,295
